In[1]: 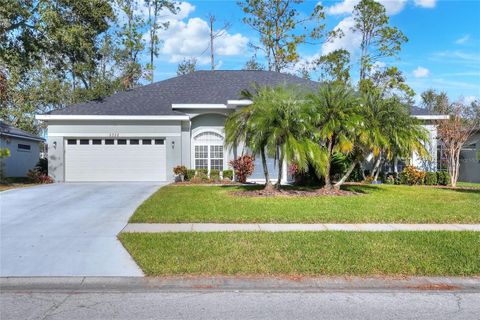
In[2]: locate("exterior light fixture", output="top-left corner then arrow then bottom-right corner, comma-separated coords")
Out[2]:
53,141 -> 57,148
171,140 -> 175,149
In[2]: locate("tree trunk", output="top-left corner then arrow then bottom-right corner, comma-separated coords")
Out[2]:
359,162 -> 366,180
371,156 -> 381,180
452,148 -> 461,187
260,147 -> 273,191
275,150 -> 284,190
324,140 -> 334,190
334,160 -> 358,189
374,159 -> 384,182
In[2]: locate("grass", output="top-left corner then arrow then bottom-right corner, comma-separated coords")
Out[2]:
129,184 -> 480,223
457,181 -> 480,188
119,231 -> 480,276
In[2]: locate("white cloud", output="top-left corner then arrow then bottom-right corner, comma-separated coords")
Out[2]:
142,2 -> 248,65
455,34 -> 470,45
413,66 -> 430,78
325,0 -> 407,16
322,16 -> 362,55
414,0 -> 436,8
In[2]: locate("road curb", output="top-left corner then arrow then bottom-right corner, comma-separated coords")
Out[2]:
1,276 -> 479,292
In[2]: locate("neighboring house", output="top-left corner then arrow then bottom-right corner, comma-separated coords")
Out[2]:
458,129 -> 480,183
0,121 -> 44,178
36,70 -> 443,183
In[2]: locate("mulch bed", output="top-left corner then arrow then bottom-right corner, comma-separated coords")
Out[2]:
231,188 -> 360,198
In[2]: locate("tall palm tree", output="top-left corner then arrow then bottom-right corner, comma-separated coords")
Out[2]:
225,87 -> 274,190
251,85 -> 324,189
369,96 -> 429,180
307,83 -> 361,189
226,85 -> 325,190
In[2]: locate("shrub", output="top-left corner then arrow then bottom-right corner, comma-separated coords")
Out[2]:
34,158 -> 48,175
363,176 -> 375,184
437,171 -> 450,186
195,171 -> 208,182
385,173 -> 396,185
398,172 -> 407,185
173,165 -> 187,176
222,169 -> 233,180
27,169 -> 53,184
229,155 -> 255,183
197,168 -> 208,176
400,165 -> 426,185
210,169 -> 220,181
185,169 -> 196,181
424,172 -> 438,185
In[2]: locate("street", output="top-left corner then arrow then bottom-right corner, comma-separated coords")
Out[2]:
1,277 -> 479,320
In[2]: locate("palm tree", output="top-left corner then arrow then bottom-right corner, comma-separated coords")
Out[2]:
226,85 -> 324,190
334,91 -> 430,185
306,83 -> 361,189
225,87 -> 274,190
251,85 -> 324,190
369,96 -> 429,180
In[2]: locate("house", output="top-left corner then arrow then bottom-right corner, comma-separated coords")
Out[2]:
0,121 -> 45,178
36,70 -> 443,183
458,129 -> 480,183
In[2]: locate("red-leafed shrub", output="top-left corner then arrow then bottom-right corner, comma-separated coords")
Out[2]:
27,169 -> 53,184
229,155 -> 255,183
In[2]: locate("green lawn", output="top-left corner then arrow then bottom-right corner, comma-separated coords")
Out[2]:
457,181 -> 480,188
129,184 -> 480,223
119,231 -> 480,276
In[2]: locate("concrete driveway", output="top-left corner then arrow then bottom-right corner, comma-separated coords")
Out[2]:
0,183 -> 163,277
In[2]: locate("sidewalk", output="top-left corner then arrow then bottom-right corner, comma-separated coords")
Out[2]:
123,223 -> 480,233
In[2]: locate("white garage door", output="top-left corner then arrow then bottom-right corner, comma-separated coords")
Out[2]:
65,138 -> 167,182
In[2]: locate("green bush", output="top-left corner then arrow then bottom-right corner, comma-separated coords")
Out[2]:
424,172 -> 438,185
197,168 -> 208,176
222,169 -> 233,180
400,166 -> 426,185
398,172 -> 408,185
385,173 -> 396,185
210,169 -> 220,181
196,171 -> 208,181
185,169 -> 196,181
437,171 -> 450,186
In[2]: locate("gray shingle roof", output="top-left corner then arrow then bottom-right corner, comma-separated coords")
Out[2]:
411,106 -> 441,116
49,70 -> 320,116
0,121 -> 44,141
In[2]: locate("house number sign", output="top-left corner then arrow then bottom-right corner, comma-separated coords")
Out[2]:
108,133 -> 120,137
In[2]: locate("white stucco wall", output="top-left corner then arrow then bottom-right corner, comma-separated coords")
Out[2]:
44,120 -> 183,182
412,124 -> 438,171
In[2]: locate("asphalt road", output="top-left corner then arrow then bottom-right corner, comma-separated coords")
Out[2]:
2,290 -> 479,320
1,277 -> 479,320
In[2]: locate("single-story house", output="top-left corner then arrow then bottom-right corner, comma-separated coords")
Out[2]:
36,70 -> 445,183
0,121 -> 45,178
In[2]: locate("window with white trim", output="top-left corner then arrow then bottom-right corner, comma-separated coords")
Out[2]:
193,131 -> 224,172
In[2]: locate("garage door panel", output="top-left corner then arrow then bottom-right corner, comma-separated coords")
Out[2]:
65,139 -> 167,182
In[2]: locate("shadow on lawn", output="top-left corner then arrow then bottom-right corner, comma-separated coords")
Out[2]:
439,188 -> 480,195
220,183 -> 382,195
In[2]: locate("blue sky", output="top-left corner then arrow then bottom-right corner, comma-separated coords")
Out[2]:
143,0 -> 480,104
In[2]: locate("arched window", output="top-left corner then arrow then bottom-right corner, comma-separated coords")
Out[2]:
193,131 -> 224,171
